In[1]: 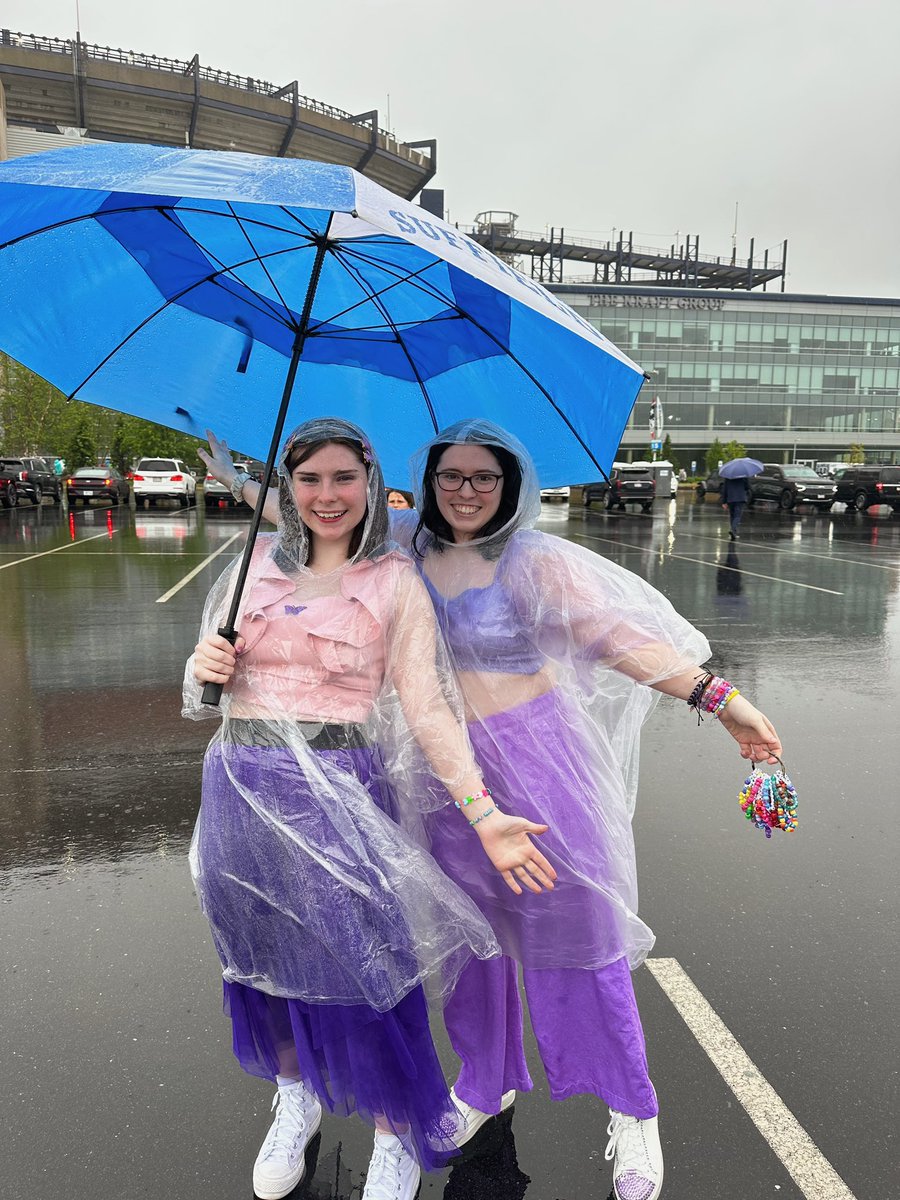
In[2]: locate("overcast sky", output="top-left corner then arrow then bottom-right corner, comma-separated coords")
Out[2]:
6,0 -> 900,297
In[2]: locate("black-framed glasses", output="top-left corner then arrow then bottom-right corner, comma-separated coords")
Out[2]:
434,470 -> 504,494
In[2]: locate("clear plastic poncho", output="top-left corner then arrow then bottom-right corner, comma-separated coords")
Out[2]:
397,418 -> 712,971
183,417 -> 500,1011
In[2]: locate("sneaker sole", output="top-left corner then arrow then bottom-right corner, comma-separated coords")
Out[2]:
453,1089 -> 516,1148
252,1106 -> 322,1200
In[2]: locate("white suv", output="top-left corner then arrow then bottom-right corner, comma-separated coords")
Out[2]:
132,457 -> 197,507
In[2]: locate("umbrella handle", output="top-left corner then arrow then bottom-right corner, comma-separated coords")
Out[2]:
200,626 -> 239,707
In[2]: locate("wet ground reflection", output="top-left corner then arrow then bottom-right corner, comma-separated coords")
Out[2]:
1,496 -> 894,1198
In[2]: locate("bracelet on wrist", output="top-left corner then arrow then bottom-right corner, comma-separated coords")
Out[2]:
688,674 -> 739,724
230,470 -> 252,502
455,787 -> 492,810
468,805 -> 498,827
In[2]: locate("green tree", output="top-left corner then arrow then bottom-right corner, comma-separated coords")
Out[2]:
65,411 -> 97,470
661,434 -> 677,468
720,438 -> 748,463
705,437 -> 725,474
848,443 -> 866,463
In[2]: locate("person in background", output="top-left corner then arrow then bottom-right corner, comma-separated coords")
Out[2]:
721,475 -> 750,540
387,487 -> 415,510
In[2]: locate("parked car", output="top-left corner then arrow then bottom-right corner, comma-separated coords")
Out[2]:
584,465 -> 656,512
132,457 -> 197,507
540,486 -> 570,502
0,456 -> 62,507
203,459 -> 265,509
748,464 -> 837,511
833,465 -> 900,512
694,472 -> 723,500
66,466 -> 130,506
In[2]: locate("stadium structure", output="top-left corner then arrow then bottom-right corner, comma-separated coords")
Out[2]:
0,28 -> 435,198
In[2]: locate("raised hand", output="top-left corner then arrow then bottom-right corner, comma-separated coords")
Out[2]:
198,430 -> 237,488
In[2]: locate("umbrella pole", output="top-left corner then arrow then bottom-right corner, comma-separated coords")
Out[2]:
201,235 -> 330,706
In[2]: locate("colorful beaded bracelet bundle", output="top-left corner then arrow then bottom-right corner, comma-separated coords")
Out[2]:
738,758 -> 798,838
687,673 -> 740,724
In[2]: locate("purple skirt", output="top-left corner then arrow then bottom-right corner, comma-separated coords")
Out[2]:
426,689 -> 654,971
198,741 -> 459,1170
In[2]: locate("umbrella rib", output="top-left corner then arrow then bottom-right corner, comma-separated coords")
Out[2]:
62,243 -> 309,400
334,245 -> 611,474
307,254 -> 445,332
0,201 -> 315,252
156,209 -> 295,327
331,250 -> 440,434
223,201 -> 295,321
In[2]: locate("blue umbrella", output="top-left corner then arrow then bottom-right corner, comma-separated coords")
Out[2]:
0,144 -> 646,698
719,457 -> 764,479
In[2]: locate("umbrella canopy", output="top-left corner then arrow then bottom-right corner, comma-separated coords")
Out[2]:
719,457 -> 764,479
0,144 -> 645,486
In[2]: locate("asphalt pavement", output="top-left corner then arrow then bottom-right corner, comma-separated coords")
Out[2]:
1,492 -> 897,1200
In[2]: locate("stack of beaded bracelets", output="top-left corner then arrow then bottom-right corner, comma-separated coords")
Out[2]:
687,673 -> 739,723
738,758 -> 798,838
455,787 -> 498,827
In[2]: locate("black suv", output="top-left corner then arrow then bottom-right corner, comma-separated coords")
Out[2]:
748,464 -> 836,511
834,465 -> 900,512
584,466 -> 656,512
0,456 -> 62,507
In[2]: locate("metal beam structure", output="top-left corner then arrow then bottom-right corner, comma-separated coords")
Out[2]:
467,219 -> 786,291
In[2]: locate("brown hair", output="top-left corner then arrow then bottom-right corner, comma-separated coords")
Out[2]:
285,437 -> 373,561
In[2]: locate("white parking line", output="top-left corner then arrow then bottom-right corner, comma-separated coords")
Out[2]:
574,532 -> 844,595
155,531 -> 243,603
646,958 -> 856,1200
0,531 -> 113,571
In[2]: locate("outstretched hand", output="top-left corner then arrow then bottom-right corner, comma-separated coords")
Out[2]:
717,694 -> 782,763
198,430 -> 236,488
474,812 -> 558,895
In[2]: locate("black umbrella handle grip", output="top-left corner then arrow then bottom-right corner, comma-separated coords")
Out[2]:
200,626 -> 239,707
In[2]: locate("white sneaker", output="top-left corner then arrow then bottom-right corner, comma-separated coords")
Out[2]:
448,1087 -> 516,1147
362,1131 -> 421,1200
605,1109 -> 664,1200
252,1080 -> 323,1200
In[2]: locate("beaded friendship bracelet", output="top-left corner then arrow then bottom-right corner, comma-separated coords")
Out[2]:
688,673 -> 739,723
454,787 -> 493,811
467,805 -> 497,827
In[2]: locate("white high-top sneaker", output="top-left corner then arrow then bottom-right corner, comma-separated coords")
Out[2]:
361,1130 -> 421,1200
448,1087 -> 516,1147
252,1080 -> 323,1200
604,1109 -> 664,1200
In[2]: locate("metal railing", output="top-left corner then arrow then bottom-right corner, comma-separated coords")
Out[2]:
1,29 -> 395,139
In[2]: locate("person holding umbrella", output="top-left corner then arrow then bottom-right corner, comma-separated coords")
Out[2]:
210,420 -> 782,1200
718,457 -> 764,541
185,417 -> 556,1200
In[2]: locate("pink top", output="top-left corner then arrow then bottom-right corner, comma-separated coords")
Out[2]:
228,542 -> 410,724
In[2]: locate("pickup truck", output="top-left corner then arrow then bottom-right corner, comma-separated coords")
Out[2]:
0,456 -> 62,507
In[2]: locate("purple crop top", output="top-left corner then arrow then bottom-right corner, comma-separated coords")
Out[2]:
421,572 -> 545,675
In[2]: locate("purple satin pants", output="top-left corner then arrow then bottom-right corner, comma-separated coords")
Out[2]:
445,954 -> 658,1119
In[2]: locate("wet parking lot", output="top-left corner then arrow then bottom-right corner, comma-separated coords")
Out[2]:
1,493 -> 897,1200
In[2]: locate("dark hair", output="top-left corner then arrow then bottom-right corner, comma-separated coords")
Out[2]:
385,486 -> 415,508
284,436 -> 386,563
412,441 -> 523,559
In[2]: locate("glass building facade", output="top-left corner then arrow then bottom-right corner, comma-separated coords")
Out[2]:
551,285 -> 900,466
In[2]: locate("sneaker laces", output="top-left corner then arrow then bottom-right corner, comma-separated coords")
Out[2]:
604,1110 -> 653,1175
260,1087 -> 309,1163
363,1135 -> 410,1200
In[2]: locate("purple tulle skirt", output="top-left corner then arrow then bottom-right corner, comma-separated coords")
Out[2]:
426,688 -> 655,970
223,978 -> 456,1170
200,742 -> 458,1170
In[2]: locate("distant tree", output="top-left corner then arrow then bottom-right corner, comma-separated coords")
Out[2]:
705,437 -> 725,474
848,443 -> 866,463
661,433 -> 677,468
720,438 -> 748,463
65,411 -> 98,470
